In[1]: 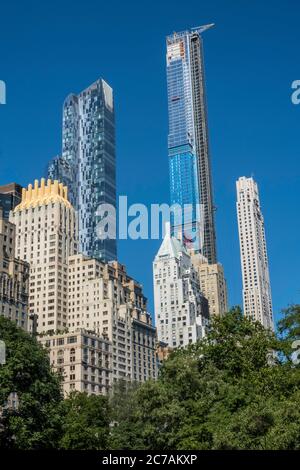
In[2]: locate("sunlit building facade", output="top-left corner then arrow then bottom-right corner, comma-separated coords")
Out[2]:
67,254 -> 157,383
10,179 -> 78,334
39,329 -> 112,397
236,177 -> 274,330
190,251 -> 228,317
153,223 -> 209,348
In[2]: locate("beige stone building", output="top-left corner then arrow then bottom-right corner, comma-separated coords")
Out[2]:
0,207 -> 29,330
156,341 -> 173,370
190,251 -> 228,317
10,178 -> 157,393
68,254 -> 157,383
236,177 -> 274,330
39,329 -> 112,396
10,179 -> 77,333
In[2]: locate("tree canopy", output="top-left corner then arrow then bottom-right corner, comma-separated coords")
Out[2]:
0,316 -> 62,449
110,307 -> 300,450
1,306 -> 300,450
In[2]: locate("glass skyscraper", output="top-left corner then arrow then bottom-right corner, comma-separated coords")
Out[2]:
166,25 -> 217,263
48,78 -> 117,262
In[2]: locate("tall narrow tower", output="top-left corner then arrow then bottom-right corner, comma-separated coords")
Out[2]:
48,78 -> 117,262
166,25 -> 217,263
236,177 -> 274,330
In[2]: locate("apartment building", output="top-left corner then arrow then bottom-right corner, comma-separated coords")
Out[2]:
48,78 -> 117,262
39,329 -> 112,396
10,179 -> 77,333
236,177 -> 274,330
190,251 -> 228,317
9,178 -> 157,389
0,207 -> 29,330
153,224 -> 209,348
68,254 -> 157,383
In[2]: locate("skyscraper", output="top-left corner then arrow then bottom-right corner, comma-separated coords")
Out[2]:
48,78 -> 117,262
10,179 -> 78,333
236,177 -> 274,330
166,25 -> 217,263
153,223 -> 209,348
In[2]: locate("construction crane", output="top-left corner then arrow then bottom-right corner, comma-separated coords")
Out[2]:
191,24 -> 215,35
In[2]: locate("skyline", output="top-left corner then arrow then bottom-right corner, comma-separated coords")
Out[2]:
1,0 -> 300,324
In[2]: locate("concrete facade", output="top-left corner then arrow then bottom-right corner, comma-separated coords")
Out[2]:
190,252 -> 228,317
236,177 -> 274,330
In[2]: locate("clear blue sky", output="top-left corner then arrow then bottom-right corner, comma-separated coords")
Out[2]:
1,0 -> 299,325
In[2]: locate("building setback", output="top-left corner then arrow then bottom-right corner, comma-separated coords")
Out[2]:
48,78 -> 117,262
236,177 -> 274,330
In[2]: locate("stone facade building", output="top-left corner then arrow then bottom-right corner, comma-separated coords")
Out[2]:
190,251 -> 228,317
39,329 -> 112,396
10,179 -> 78,333
0,207 -> 29,330
153,224 -> 209,348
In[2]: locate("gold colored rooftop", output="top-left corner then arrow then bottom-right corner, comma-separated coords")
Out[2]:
14,179 -> 71,211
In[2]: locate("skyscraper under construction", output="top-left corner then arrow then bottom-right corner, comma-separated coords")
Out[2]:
166,25 -> 217,263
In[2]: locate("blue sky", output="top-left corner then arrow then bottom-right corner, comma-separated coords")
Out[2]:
0,0 -> 299,325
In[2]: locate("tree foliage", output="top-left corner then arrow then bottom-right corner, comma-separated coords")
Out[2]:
59,392 -> 110,450
110,307 -> 300,450
0,316 -> 62,448
277,304 -> 300,359
1,306 -> 300,450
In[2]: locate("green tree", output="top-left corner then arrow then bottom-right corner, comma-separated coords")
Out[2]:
2,306 -> 300,450
278,304 -> 300,359
0,317 -> 63,449
278,305 -> 300,340
110,307 -> 300,450
59,392 -> 110,450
